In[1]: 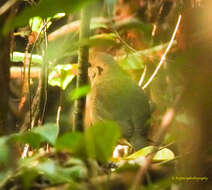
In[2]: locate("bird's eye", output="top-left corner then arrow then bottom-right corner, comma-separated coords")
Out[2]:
88,66 -> 104,83
97,66 -> 103,75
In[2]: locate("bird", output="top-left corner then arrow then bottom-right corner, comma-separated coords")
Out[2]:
86,53 -> 150,150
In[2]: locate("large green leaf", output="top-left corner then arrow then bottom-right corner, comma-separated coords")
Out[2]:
126,146 -> 175,162
21,132 -> 42,148
36,159 -> 71,184
0,123 -> 58,151
13,0 -> 98,27
56,132 -> 84,154
32,123 -> 59,145
85,121 -> 121,163
21,123 -> 59,147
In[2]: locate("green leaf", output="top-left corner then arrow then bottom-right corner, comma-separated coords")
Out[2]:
29,16 -> 43,32
37,159 -> 71,184
22,132 -> 42,148
69,85 -> 90,101
0,137 -> 10,164
57,165 -> 87,180
48,64 -> 77,90
85,121 -> 121,163
36,159 -> 86,184
126,146 -> 175,162
52,13 -> 66,19
120,54 -> 144,70
56,132 -> 84,153
20,169 -> 39,190
13,0 -> 98,27
153,148 -> 175,162
32,123 -> 59,145
126,146 -> 154,159
0,124 -> 58,149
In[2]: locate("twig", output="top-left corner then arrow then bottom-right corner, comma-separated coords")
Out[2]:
107,6 -> 138,54
39,20 -> 48,125
131,91 -> 183,190
26,21 -> 50,130
56,89 -> 63,127
138,65 -> 147,87
21,21 -> 50,158
56,106 -> 62,127
142,15 -> 182,89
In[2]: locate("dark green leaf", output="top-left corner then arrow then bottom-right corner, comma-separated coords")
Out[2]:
35,159 -> 86,184
21,169 -> 39,190
32,123 -> 59,145
0,137 -> 10,164
57,165 -> 87,180
22,132 -> 42,148
85,121 -> 121,163
69,85 -> 90,100
56,132 -> 84,153
37,159 -> 72,184
13,0 -> 98,27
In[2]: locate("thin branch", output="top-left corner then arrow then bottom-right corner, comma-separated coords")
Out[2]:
21,22 -> 50,157
48,17 -> 151,41
73,6 -> 91,131
26,21 -> 50,130
131,91 -> 183,190
0,0 -> 17,16
138,65 -> 147,87
39,20 -> 48,125
142,15 -> 182,89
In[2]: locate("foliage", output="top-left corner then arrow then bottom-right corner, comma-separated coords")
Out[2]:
0,121 -> 121,187
13,0 -> 98,27
48,64 -> 77,90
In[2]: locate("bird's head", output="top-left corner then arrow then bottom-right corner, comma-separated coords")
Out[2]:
88,53 -> 120,85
